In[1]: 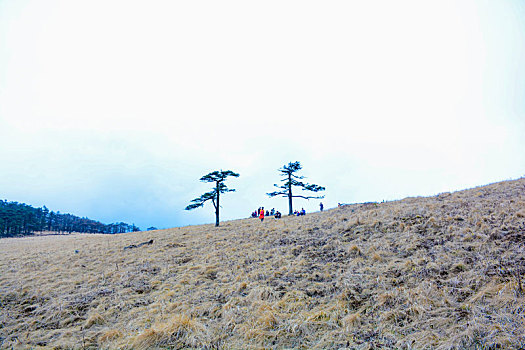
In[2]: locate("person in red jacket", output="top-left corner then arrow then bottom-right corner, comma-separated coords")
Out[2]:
259,207 -> 265,222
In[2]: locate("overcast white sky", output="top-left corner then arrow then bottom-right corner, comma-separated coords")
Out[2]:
1,1 -> 524,229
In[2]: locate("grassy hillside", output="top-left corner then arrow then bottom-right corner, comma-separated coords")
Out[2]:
1,178 -> 525,349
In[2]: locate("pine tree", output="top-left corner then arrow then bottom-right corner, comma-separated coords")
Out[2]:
267,161 -> 325,215
185,170 -> 240,227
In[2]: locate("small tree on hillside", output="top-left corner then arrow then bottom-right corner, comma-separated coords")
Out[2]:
267,161 -> 325,215
185,170 -> 240,227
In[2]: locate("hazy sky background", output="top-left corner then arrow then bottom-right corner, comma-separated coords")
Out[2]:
1,1 -> 524,229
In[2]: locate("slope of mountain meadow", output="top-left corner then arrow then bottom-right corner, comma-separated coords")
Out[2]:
1,178 -> 525,349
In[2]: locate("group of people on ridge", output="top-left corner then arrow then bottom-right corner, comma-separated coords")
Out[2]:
251,202 -> 325,221
251,207 -> 281,221
252,203 -> 324,221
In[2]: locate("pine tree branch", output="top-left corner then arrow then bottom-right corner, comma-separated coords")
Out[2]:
185,190 -> 216,210
302,183 -> 325,192
185,202 -> 204,210
292,194 -> 325,200
267,191 -> 287,197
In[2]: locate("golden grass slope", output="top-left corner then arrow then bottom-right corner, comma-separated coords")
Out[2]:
1,178 -> 525,349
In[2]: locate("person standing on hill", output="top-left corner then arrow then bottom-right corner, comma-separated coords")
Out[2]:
259,207 -> 265,222
320,202 -> 324,211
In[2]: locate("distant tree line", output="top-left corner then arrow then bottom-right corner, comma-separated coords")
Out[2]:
0,200 -> 140,238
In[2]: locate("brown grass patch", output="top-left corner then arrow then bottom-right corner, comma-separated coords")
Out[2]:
1,178 -> 525,348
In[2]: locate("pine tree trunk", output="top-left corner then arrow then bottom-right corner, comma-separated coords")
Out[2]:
215,182 -> 220,227
288,173 -> 293,215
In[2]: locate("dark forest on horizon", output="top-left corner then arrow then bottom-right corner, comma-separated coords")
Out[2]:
0,200 -> 140,237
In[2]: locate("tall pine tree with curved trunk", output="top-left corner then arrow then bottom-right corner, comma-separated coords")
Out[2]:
185,170 -> 239,227
267,161 -> 325,215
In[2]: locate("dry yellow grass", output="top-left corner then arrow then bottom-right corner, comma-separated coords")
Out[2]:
1,178 -> 525,349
